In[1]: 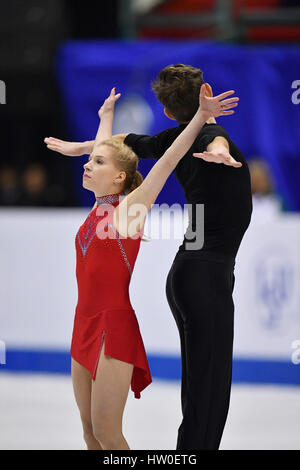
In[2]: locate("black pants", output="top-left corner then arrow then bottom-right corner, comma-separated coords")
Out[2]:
166,250 -> 235,450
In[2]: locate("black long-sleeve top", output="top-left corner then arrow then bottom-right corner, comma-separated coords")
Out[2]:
124,122 -> 252,258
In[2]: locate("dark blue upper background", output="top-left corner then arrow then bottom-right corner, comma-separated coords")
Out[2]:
55,40 -> 300,210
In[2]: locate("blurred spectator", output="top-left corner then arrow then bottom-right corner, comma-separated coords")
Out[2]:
0,165 -> 22,206
249,158 -> 274,196
248,157 -> 287,220
19,162 -> 66,207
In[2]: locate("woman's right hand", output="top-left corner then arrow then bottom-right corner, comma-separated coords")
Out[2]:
98,87 -> 121,119
44,137 -> 92,156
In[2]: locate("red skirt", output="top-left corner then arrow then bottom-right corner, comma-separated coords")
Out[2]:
70,307 -> 152,399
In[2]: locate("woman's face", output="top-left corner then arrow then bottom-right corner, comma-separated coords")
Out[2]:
82,144 -> 125,197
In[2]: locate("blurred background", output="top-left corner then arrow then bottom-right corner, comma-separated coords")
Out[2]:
0,0 -> 300,450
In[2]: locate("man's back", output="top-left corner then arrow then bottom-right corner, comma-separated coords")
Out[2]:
124,122 -> 252,258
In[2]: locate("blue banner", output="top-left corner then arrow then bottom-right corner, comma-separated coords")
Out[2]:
55,40 -> 300,210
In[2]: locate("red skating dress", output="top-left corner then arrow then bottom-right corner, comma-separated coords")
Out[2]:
70,191 -> 152,399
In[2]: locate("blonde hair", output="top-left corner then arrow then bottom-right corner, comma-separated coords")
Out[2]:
101,138 -> 143,194
92,138 -> 149,242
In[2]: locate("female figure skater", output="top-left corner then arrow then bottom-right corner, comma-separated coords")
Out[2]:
60,84 -> 239,451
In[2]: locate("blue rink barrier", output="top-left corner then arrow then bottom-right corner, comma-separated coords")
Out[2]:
0,349 -> 299,386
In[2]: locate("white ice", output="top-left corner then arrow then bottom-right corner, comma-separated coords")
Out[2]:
0,373 -> 299,450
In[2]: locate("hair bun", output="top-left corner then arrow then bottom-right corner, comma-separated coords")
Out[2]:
129,170 -> 143,193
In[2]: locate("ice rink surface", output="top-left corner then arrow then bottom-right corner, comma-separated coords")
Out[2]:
0,373 -> 299,450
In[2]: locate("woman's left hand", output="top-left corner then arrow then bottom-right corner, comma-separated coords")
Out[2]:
98,87 -> 121,118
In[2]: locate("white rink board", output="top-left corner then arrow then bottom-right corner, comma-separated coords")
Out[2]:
0,206 -> 299,362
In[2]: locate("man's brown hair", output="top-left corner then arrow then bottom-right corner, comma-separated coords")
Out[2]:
151,64 -> 204,123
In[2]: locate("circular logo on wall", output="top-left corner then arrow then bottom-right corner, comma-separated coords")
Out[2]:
254,247 -> 295,330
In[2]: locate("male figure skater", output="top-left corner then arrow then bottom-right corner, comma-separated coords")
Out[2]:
45,64 -> 252,450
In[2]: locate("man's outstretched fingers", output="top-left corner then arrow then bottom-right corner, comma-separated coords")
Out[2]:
227,158 -> 242,167
45,137 -> 62,144
193,153 -> 204,158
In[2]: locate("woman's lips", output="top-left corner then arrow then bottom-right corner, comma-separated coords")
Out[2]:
83,173 -> 91,178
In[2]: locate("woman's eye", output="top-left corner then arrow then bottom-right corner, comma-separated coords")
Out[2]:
97,160 -> 103,164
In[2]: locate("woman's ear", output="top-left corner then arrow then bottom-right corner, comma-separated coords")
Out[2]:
163,108 -> 176,121
115,170 -> 126,185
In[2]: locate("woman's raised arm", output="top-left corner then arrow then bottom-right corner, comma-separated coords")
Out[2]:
93,87 -> 121,144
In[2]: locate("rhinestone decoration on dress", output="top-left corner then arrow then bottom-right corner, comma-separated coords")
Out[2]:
77,191 -> 127,258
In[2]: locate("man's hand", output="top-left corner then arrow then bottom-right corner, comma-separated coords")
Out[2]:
193,148 -> 242,168
199,83 -> 239,120
44,137 -> 93,156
